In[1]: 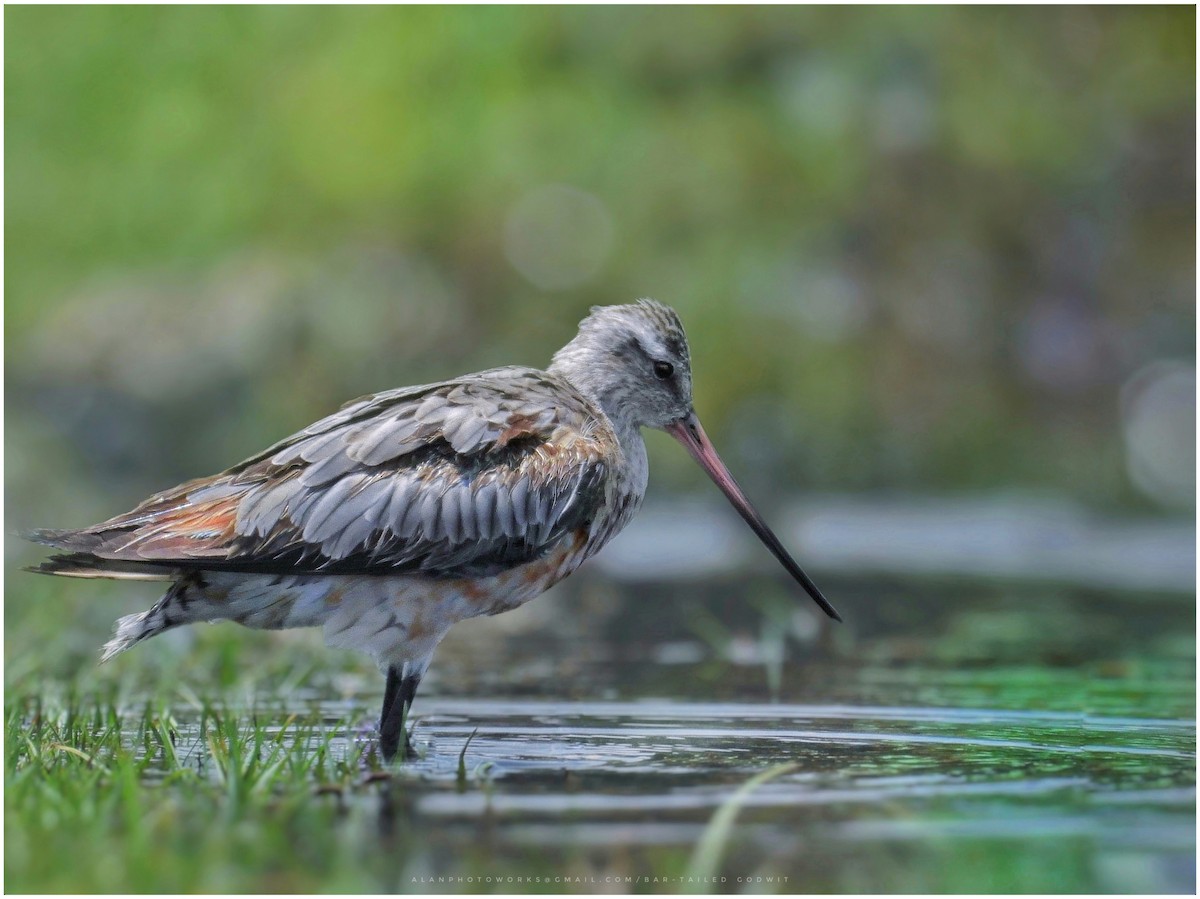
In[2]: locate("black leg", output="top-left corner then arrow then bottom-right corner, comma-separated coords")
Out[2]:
396,672 -> 421,759
379,668 -> 421,762
381,666 -> 401,725
379,665 -> 403,760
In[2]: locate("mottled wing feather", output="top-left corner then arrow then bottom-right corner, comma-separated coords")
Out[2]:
41,368 -> 615,579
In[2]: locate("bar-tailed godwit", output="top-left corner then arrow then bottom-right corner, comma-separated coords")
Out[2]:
30,300 -> 840,759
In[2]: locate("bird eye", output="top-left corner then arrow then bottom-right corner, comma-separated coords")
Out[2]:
653,361 -> 674,380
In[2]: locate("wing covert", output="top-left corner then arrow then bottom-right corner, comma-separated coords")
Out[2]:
45,368 -> 616,579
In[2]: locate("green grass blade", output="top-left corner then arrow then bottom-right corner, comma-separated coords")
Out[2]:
684,763 -> 799,890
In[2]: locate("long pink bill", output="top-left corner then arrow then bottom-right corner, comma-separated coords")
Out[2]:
666,412 -> 842,623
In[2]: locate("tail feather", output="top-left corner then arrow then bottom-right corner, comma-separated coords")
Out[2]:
25,531 -> 203,663
27,553 -> 176,581
23,527 -> 108,553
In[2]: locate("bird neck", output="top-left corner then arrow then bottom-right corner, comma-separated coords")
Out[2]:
547,344 -> 648,484
548,341 -> 641,437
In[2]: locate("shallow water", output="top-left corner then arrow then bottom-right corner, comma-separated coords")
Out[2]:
137,571 -> 1195,894
151,694 -> 1193,892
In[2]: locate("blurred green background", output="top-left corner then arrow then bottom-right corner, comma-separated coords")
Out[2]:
6,5 -> 1194,526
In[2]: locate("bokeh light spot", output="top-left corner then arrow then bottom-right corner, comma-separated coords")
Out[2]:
504,184 -> 615,291
1120,361 -> 1196,508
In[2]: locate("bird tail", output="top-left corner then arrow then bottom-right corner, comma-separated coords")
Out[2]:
26,554 -> 177,581
24,528 -> 177,581
24,531 -> 199,663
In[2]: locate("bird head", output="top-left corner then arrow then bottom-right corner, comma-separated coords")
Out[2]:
550,298 -> 694,431
551,299 -> 842,623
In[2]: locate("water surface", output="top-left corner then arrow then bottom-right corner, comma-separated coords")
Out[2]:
145,569 -> 1194,894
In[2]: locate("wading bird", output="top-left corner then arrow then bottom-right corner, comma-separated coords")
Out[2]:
29,300 -> 840,759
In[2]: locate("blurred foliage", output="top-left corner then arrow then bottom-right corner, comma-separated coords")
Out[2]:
5,6 -> 1195,525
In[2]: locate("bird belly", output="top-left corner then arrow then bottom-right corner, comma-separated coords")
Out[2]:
191,535 -> 588,672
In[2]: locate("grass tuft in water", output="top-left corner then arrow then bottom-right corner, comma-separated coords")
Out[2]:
456,726 -> 480,792
4,693 -> 393,892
